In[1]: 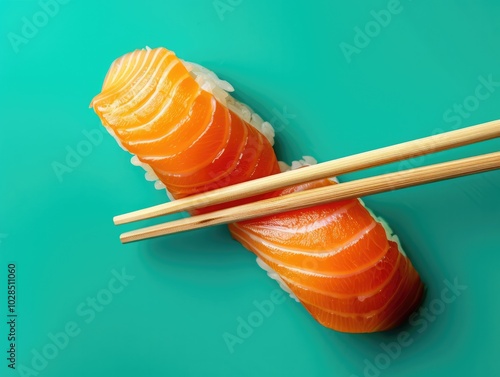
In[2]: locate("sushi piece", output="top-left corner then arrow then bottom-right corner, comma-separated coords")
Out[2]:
229,171 -> 424,333
90,47 -> 423,333
90,47 -> 280,213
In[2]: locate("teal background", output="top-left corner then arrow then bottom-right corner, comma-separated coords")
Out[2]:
1,0 -> 499,376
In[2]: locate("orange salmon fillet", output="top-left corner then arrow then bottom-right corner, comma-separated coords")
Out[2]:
228,179 -> 423,333
90,47 -> 280,213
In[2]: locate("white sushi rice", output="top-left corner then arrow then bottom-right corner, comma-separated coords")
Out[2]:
113,48 -> 276,194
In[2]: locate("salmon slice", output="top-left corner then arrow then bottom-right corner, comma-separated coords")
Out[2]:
90,47 -> 280,208
303,251 -> 424,332
91,47 -> 423,333
280,250 -> 407,314
228,179 -> 423,333
230,220 -> 389,275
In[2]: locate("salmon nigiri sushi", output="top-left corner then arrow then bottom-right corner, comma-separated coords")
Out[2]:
229,167 -> 424,333
90,47 -> 280,213
90,47 -> 423,333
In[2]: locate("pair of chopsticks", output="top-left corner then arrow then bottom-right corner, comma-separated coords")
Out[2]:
116,120 -> 500,244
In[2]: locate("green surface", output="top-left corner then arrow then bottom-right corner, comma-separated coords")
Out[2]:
1,0 -> 499,376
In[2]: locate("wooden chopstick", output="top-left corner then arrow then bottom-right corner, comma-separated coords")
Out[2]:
120,151 -> 500,243
114,120 -> 500,225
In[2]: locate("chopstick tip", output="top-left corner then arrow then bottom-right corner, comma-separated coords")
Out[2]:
119,233 -> 130,244
113,215 -> 123,225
